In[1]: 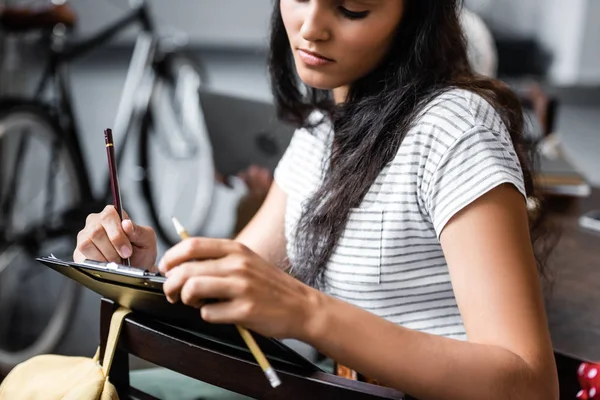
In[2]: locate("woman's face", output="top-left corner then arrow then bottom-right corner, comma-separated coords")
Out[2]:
280,0 -> 405,97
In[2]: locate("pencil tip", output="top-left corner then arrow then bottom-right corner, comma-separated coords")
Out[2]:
171,216 -> 185,235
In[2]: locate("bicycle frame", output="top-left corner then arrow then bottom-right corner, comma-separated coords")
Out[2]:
32,1 -> 157,204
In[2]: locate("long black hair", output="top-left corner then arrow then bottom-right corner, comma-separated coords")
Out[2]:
268,0 -> 553,288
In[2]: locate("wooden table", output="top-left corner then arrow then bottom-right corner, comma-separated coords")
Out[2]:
544,190 -> 600,397
546,190 -> 600,360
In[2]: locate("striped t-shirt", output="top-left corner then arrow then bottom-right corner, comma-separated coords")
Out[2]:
274,88 -> 526,341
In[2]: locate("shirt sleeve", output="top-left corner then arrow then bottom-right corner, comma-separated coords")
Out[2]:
421,125 -> 527,237
273,128 -> 302,194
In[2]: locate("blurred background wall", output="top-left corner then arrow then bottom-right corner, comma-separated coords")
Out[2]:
70,0 -> 274,50
465,0 -> 600,85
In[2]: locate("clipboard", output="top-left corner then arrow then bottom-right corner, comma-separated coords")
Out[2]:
36,256 -> 322,372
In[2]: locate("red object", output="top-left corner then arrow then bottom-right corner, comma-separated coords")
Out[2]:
578,389 -> 589,399
579,363 -> 593,390
579,362 -> 600,398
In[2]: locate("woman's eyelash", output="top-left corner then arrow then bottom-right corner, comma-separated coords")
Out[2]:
339,7 -> 370,20
292,1 -> 370,20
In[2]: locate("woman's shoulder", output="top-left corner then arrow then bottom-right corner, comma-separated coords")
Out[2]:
395,88 -> 517,178
413,88 -> 507,143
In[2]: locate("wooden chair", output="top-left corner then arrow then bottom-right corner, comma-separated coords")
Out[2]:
98,298 -> 408,400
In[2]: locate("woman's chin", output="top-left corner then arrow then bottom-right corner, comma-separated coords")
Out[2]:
297,70 -> 342,91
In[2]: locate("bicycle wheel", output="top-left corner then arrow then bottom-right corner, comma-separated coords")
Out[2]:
139,53 -> 216,246
0,100 -> 83,374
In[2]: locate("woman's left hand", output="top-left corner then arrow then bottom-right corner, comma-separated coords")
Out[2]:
158,237 -> 322,339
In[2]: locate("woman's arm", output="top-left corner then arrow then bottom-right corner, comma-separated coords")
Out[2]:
302,184 -> 558,400
159,183 -> 558,399
234,182 -> 288,268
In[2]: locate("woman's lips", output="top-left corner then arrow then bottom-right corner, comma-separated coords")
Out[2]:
297,49 -> 335,66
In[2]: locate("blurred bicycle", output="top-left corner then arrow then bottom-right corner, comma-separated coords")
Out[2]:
0,0 -> 219,372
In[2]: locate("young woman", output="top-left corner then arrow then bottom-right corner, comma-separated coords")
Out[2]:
74,1 -> 559,398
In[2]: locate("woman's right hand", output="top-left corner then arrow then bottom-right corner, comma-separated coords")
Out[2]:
73,205 -> 158,270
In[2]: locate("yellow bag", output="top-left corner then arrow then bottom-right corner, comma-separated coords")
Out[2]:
0,307 -> 131,400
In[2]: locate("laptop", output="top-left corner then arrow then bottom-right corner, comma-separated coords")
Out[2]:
198,90 -> 296,177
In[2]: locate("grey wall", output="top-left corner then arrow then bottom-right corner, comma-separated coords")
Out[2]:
70,0 -> 274,49
465,0 -> 600,85
465,0 -> 542,38
578,0 -> 600,84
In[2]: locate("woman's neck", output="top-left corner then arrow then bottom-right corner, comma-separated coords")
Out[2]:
333,86 -> 349,104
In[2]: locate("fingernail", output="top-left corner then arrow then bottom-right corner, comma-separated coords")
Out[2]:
158,259 -> 165,273
121,246 -> 132,258
123,219 -> 135,233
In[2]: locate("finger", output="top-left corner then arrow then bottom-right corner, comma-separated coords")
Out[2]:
100,206 -> 132,258
177,276 -> 237,307
200,299 -> 242,324
75,238 -> 107,263
73,248 -> 85,263
163,260 -> 236,302
248,165 -> 260,177
162,262 -> 199,303
158,238 -> 245,274
247,166 -> 262,193
258,168 -> 273,189
165,258 -> 237,278
122,219 -> 156,249
88,226 -> 123,263
122,219 -> 135,237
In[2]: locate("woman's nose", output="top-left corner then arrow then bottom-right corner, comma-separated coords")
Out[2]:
300,4 -> 331,42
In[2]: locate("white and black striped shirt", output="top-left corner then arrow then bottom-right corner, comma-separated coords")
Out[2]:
274,89 -> 526,341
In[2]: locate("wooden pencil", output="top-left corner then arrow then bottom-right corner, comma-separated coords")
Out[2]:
170,217 -> 281,388
104,128 -> 129,266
